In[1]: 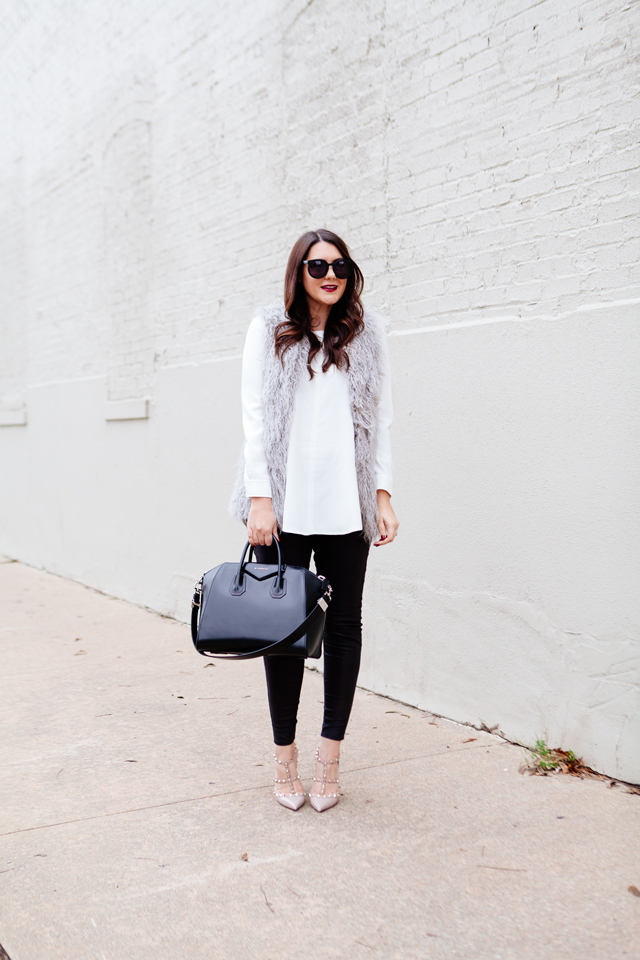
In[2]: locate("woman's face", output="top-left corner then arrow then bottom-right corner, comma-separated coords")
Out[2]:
302,241 -> 348,314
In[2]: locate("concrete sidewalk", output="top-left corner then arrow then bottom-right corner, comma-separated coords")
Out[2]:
0,558 -> 638,960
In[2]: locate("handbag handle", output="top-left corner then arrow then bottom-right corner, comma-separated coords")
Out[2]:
236,538 -> 284,591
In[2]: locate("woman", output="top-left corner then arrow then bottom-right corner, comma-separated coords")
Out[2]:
230,228 -> 398,812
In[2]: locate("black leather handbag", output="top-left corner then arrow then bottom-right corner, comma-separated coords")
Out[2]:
191,539 -> 332,660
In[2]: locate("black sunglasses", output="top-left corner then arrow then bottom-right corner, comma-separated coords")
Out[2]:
302,258 -> 354,280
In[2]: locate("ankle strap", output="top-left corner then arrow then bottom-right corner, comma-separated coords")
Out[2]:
274,745 -> 299,765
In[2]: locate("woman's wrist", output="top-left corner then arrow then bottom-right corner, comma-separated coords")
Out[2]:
374,489 -> 399,547
247,497 -> 278,547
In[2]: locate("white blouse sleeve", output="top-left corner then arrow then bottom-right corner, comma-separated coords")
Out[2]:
375,329 -> 394,496
241,315 -> 272,498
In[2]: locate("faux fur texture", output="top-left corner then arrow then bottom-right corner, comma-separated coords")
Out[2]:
229,301 -> 386,544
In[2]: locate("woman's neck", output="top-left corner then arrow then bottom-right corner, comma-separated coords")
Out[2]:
308,301 -> 330,332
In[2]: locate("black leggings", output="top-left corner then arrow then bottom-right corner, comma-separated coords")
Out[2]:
254,530 -> 370,745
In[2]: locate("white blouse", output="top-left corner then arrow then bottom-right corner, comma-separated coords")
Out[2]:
241,314 -> 393,536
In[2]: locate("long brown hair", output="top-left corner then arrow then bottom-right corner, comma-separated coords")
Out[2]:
275,229 -> 364,376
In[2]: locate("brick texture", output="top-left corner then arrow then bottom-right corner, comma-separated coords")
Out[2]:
2,0 -> 637,401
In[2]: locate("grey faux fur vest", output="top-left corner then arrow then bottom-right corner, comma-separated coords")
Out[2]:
229,301 -> 386,544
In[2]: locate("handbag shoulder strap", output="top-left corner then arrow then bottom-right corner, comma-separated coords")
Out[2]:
190,580 -> 331,661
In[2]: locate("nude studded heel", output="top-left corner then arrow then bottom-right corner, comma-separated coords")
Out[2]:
273,745 -> 305,811
309,749 -> 340,813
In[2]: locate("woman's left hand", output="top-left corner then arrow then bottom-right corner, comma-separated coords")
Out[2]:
374,490 -> 399,547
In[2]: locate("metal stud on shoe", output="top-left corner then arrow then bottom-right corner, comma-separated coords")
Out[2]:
274,744 -> 305,811
309,748 -> 340,812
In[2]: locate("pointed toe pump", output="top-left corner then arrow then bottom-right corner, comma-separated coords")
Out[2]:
273,745 -> 305,811
309,749 -> 340,812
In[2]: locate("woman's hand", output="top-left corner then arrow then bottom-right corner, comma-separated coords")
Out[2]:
247,497 -> 279,547
374,490 -> 399,547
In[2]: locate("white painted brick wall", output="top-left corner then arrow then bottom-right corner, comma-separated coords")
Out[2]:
1,0 -> 638,778
5,0 -> 635,374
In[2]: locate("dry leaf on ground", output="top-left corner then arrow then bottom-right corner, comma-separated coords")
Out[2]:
519,743 -> 639,792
